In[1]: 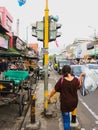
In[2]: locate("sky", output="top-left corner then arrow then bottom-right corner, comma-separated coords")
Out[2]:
1,0 -> 98,55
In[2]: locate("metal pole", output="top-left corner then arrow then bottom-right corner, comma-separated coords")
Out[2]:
43,0 -> 49,114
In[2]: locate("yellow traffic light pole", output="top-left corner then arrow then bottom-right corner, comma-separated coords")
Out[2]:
44,0 -> 49,114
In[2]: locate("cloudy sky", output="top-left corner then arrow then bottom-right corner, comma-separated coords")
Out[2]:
1,0 -> 98,54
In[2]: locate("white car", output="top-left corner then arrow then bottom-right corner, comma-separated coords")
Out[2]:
85,64 -> 98,73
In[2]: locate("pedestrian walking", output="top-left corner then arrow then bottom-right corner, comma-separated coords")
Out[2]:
47,65 -> 85,130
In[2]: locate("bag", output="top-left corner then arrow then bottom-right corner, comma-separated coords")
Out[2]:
80,67 -> 98,96
80,76 -> 89,96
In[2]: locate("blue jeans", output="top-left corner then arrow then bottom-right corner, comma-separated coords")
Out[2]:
62,112 -> 70,130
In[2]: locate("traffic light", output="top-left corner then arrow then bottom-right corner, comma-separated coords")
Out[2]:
36,21 -> 44,41
49,21 -> 56,42
56,23 -> 62,38
32,21 -> 44,41
49,19 -> 62,42
32,23 -> 37,37
31,16 -> 62,42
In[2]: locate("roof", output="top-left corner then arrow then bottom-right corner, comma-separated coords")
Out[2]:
29,43 -> 38,53
0,47 -> 21,57
0,51 -> 21,57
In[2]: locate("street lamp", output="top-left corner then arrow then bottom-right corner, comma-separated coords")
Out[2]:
88,26 -> 96,59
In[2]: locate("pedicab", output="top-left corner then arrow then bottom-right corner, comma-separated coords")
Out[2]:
0,70 -> 30,116
0,51 -> 33,116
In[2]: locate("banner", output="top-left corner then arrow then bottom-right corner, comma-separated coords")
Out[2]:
55,40 -> 59,47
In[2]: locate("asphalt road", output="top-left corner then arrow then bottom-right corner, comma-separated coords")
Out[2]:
77,88 -> 98,130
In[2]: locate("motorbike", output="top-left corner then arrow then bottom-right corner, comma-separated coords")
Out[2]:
39,68 -> 50,80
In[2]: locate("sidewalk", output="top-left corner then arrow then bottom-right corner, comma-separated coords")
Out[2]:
21,80 -> 81,130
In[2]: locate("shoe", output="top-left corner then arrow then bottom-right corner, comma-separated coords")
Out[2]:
71,115 -> 76,123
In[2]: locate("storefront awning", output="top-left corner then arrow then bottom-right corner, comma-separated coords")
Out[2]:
0,52 -> 21,57
0,48 -> 21,57
0,24 -> 8,34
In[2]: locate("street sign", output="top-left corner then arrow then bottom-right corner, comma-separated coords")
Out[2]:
41,48 -> 48,54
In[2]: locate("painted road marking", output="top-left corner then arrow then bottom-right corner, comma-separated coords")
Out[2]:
79,97 -> 98,121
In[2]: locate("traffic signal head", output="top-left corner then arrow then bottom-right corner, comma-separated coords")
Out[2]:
56,23 -> 62,29
36,21 -> 44,41
49,21 -> 56,42
32,23 -> 37,37
49,21 -> 62,42
56,23 -> 62,38
56,32 -> 62,38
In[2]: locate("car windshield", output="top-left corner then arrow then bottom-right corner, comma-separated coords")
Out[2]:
38,61 -> 43,67
86,64 -> 98,70
71,65 -> 83,76
59,60 -> 70,67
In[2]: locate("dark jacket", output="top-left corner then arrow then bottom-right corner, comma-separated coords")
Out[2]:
0,62 -> 8,72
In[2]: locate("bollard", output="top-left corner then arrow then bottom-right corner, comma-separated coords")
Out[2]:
31,93 -> 36,123
25,92 -> 40,130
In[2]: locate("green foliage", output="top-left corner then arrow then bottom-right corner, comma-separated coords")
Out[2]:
8,48 -> 19,53
49,55 -> 55,61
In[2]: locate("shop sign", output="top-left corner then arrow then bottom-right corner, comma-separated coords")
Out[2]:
87,49 -> 94,55
16,38 -> 26,50
0,36 -> 8,49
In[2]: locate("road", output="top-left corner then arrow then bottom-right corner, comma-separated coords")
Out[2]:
77,88 -> 98,130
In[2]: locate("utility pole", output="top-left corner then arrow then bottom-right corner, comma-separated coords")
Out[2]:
43,0 -> 49,115
31,0 -> 62,116
88,26 -> 96,59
